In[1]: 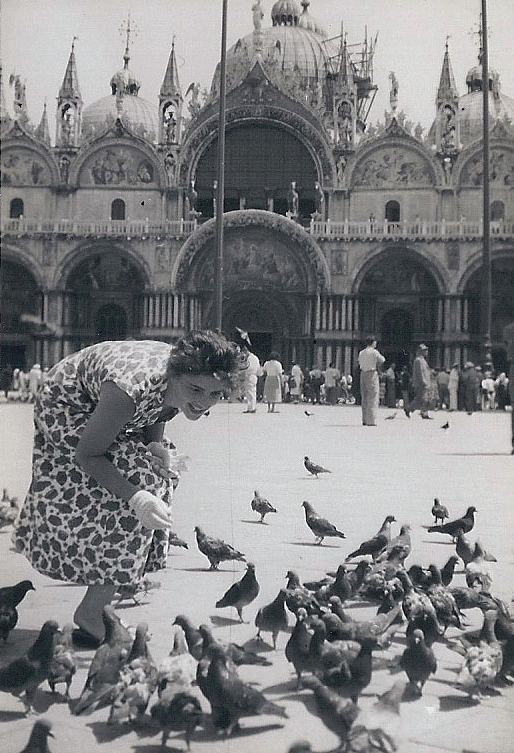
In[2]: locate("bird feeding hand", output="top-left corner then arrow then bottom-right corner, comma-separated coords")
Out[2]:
145,442 -> 181,487
129,490 -> 173,530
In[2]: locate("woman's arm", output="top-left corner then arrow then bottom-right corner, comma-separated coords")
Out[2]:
74,381 -> 140,502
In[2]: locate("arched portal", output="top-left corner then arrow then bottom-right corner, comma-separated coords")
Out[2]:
194,124 -> 318,220
64,251 -> 145,343
0,259 -> 41,368
356,248 -> 440,361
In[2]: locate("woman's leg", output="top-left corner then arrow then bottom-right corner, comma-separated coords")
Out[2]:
74,584 -> 117,641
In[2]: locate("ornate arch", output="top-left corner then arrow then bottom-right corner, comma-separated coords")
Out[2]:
1,122 -> 60,185
345,134 -> 443,190
1,243 -> 45,288
70,127 -> 167,188
53,239 -> 153,290
351,245 -> 449,294
457,247 -> 514,293
172,209 -> 331,292
453,139 -> 514,188
178,107 -> 336,186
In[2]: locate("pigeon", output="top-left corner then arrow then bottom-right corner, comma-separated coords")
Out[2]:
47,624 -> 77,698
151,691 -> 203,751
431,497 -> 449,524
204,644 -> 288,736
0,579 -> 35,643
465,541 -> 494,591
285,570 -> 324,616
304,410 -> 315,417
450,585 -> 486,611
18,719 -> 54,753
254,588 -> 289,649
322,637 -> 378,703
400,628 -> 437,696
455,527 -> 475,564
347,560 -> 372,596
315,564 -> 353,604
440,421 -> 450,430
115,577 -> 161,605
73,605 -> 133,714
285,608 -> 313,689
345,515 -> 396,562
301,501 -> 346,545
168,532 -> 189,549
427,505 -> 477,539
323,604 -> 402,649
251,490 -> 277,523
407,564 -> 431,590
196,639 -> 238,733
172,615 -> 203,660
454,610 -> 503,700
376,524 -> 411,564
157,625 -> 197,697
440,555 -> 460,587
304,456 -> 332,478
426,565 -> 463,631
108,622 -> 158,724
215,562 -> 260,622
302,676 -> 360,741
405,610 -> 442,648
0,620 -> 60,714
198,623 -> 272,667
395,570 -> 439,625
194,525 -> 246,570
385,411 -> 397,420
308,618 -> 361,675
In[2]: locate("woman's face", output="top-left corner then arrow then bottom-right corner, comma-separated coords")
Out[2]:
166,373 -> 226,420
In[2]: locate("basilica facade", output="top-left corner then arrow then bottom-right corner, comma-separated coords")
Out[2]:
1,0 -> 514,372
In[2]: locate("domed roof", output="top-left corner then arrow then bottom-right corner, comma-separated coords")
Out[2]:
458,90 -> 514,144
82,94 -> 158,142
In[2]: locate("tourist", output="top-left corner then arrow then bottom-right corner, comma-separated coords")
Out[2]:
449,362 -> 460,411
0,363 -> 13,400
13,330 -> 244,642
28,363 -> 43,402
503,321 -> 514,453
358,336 -> 385,426
481,371 -> 496,410
436,367 -> 450,410
324,362 -> 341,405
405,343 -> 432,419
241,345 -> 260,414
385,362 -> 397,408
461,361 -> 480,415
495,372 -> 509,411
262,350 -> 283,413
309,365 -> 325,405
289,362 -> 304,404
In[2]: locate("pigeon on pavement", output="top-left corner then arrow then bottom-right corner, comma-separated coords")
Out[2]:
115,577 -> 161,606
0,620 -> 60,714
454,610 -> 503,700
194,526 -> 246,570
400,628 -> 437,696
251,490 -> 277,523
440,555 -> 460,587
172,615 -> 203,660
428,506 -> 477,539
254,589 -> 289,649
47,624 -> 76,698
108,622 -> 158,724
304,456 -> 332,478
73,606 -> 132,715
345,516 -> 396,562
302,676 -> 359,741
0,580 -> 36,644
199,624 -> 272,667
322,637 -> 378,703
301,501 -> 346,545
426,565 -> 463,631
151,691 -> 203,751
285,608 -> 313,689
440,421 -> 450,430
0,490 -> 19,528
157,625 -> 197,697
215,562 -> 260,622
18,719 -> 54,753
315,565 -> 352,604
385,412 -> 397,420
431,498 -> 449,524
285,570 -> 324,616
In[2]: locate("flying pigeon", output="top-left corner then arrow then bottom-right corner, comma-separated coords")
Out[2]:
235,326 -> 251,345
304,456 -> 332,478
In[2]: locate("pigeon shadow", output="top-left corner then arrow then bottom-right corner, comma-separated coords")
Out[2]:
133,744 -> 181,753
262,678 -> 297,695
176,567 -> 242,573
209,614 -> 242,627
439,694 -> 479,711
0,709 -> 26,721
288,541 -> 342,548
240,519 -> 268,525
88,719 -> 142,744
242,637 -> 276,653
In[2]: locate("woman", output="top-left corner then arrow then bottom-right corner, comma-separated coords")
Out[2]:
14,330 -> 243,643
495,372 -> 509,410
385,362 -> 397,408
448,362 -> 460,411
289,362 -> 303,404
262,351 -> 283,412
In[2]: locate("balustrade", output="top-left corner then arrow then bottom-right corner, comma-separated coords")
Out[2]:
309,218 -> 513,240
1,218 -> 197,237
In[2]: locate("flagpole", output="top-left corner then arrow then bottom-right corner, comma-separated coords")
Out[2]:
480,0 -> 492,367
214,0 -> 228,331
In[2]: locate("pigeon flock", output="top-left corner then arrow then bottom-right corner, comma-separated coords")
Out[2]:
1,459 -> 513,753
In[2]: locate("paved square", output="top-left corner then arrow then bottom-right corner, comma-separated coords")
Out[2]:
0,401 -> 513,752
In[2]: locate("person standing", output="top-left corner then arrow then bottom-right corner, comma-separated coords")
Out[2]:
358,336 -> 385,426
0,363 -> 13,400
262,351 -> 283,413
405,343 -> 432,419
461,361 -> 480,415
495,372 -> 509,411
289,362 -> 304,404
385,362 -> 397,408
28,363 -> 43,402
242,345 -> 260,413
502,321 -> 514,453
449,362 -> 460,411
324,362 -> 341,405
309,365 -> 325,405
400,365 -> 411,410
436,367 -> 450,410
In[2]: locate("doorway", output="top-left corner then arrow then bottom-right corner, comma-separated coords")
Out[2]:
247,332 -> 273,364
94,303 -> 127,341
380,308 -> 413,366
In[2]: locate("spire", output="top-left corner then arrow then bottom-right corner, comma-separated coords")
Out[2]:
35,101 -> 51,145
0,65 -> 11,129
160,36 -> 182,99
339,32 -> 354,89
437,38 -> 458,101
59,37 -> 81,100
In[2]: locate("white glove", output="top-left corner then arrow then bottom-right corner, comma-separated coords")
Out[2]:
128,490 -> 173,530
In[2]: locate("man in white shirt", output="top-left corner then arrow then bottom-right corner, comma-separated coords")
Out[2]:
358,336 -> 385,425
242,346 -> 261,413
324,362 -> 341,405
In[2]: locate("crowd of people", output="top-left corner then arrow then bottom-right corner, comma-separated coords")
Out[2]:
0,363 -> 47,402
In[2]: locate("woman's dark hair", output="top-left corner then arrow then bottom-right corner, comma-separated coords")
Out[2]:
269,351 -> 281,361
167,329 -> 246,390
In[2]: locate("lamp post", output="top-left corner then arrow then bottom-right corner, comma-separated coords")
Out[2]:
480,0 -> 492,367
214,0 -> 228,331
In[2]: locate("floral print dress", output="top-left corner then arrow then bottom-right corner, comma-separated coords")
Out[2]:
14,340 -> 176,586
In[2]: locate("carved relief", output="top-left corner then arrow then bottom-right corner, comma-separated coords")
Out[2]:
353,148 -> 434,187
460,149 -> 514,186
445,242 -> 460,271
1,148 -> 49,185
42,237 -> 55,266
80,147 -> 157,185
155,243 -> 169,272
331,249 -> 348,275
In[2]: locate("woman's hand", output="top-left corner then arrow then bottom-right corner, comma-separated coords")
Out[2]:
145,441 -> 179,483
